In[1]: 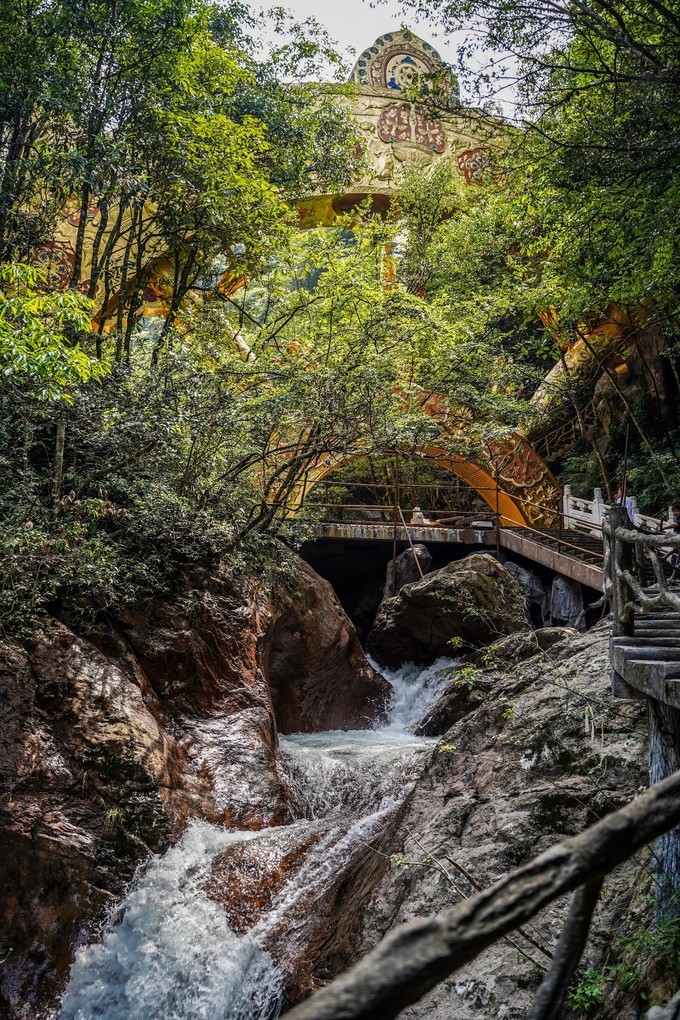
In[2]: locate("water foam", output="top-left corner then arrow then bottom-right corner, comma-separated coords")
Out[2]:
60,656 -> 456,1019
60,824 -> 283,1020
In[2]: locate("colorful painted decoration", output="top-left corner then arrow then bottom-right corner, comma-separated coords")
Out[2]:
61,197 -> 102,228
489,437 -> 548,489
378,104 -> 447,152
34,240 -> 75,290
384,52 -> 431,91
351,28 -> 460,104
457,147 -> 494,184
378,104 -> 412,144
414,110 -> 446,152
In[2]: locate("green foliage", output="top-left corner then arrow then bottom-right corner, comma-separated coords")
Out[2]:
480,644 -> 501,669
452,665 -> 484,692
561,414 -> 680,516
567,969 -> 605,1014
0,264 -> 106,399
0,0 -> 361,342
398,0 -> 680,503
567,910 -> 680,1012
389,853 -> 411,870
611,911 -> 680,999
395,160 -> 555,414
3,0 -> 675,639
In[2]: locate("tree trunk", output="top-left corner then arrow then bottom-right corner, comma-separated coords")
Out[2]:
52,413 -> 66,514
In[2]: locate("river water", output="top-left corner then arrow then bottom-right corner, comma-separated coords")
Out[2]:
59,658 -> 455,1020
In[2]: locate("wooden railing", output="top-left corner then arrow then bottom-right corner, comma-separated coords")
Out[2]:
604,504 -> 680,915
604,505 -> 680,629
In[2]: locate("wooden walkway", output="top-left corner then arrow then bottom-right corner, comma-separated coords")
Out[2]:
309,521 -> 605,591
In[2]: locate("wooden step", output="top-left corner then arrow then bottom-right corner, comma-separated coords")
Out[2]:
613,657 -> 680,707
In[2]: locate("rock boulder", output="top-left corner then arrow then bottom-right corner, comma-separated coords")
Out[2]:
264,559 -> 389,733
382,544 -> 433,600
367,552 -> 527,668
349,625 -> 649,1020
551,575 -> 585,629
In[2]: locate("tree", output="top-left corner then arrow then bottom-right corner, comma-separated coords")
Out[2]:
396,0 -> 680,319
0,0 -> 363,361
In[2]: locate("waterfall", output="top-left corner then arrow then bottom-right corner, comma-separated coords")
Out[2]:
59,657 -> 457,1020
60,824 -> 284,1020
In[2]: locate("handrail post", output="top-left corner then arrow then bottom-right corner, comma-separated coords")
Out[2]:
608,504 -> 635,640
397,505 -> 424,579
592,487 -> 604,530
562,485 -> 572,532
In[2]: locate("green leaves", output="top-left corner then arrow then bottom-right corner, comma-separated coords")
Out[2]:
0,264 -> 107,401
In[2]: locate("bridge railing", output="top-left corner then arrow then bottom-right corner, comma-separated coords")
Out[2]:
297,493 -> 605,567
296,479 -> 675,574
563,485 -> 673,535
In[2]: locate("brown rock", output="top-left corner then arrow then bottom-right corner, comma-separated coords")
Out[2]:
264,560 -> 389,733
0,551 -> 387,1018
367,552 -> 527,668
0,628 -> 206,1018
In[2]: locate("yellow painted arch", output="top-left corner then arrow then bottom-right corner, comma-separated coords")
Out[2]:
295,435 -> 560,528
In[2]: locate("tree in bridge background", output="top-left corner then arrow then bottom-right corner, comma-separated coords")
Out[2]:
393,0 -> 680,507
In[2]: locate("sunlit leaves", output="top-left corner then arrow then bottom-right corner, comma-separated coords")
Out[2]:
0,264 -> 107,400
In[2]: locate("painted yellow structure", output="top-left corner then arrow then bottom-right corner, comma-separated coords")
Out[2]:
39,28 -> 565,525
299,29 -> 499,224
293,429 -> 560,529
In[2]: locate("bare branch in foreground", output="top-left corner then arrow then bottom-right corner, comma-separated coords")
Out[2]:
285,770 -> 680,1020
527,876 -> 603,1020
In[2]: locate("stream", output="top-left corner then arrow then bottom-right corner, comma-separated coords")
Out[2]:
59,658 -> 456,1020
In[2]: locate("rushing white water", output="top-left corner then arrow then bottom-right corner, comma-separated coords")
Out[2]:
60,657 -> 456,1020
60,824 -> 284,1020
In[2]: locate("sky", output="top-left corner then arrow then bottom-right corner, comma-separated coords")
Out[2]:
251,0 -> 468,84
249,0 -> 517,111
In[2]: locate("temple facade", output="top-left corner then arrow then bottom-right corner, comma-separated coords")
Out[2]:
299,29 -> 499,225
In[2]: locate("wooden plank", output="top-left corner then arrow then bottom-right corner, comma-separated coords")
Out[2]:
610,654 -> 680,708
498,529 -> 604,591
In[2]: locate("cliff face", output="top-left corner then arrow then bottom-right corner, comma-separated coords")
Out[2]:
351,625 -> 649,1019
0,555 -> 389,1018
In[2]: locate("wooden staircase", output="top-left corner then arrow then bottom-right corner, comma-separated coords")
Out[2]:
611,602 -> 680,706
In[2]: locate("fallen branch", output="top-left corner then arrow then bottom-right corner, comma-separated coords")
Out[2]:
285,769 -> 680,1020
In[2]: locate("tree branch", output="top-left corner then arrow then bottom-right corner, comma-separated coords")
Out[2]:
285,769 -> 680,1020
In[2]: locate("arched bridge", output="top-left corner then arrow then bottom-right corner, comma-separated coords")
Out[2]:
297,466 -> 674,593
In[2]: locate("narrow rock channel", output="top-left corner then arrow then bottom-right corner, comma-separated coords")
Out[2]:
58,658 -> 457,1019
